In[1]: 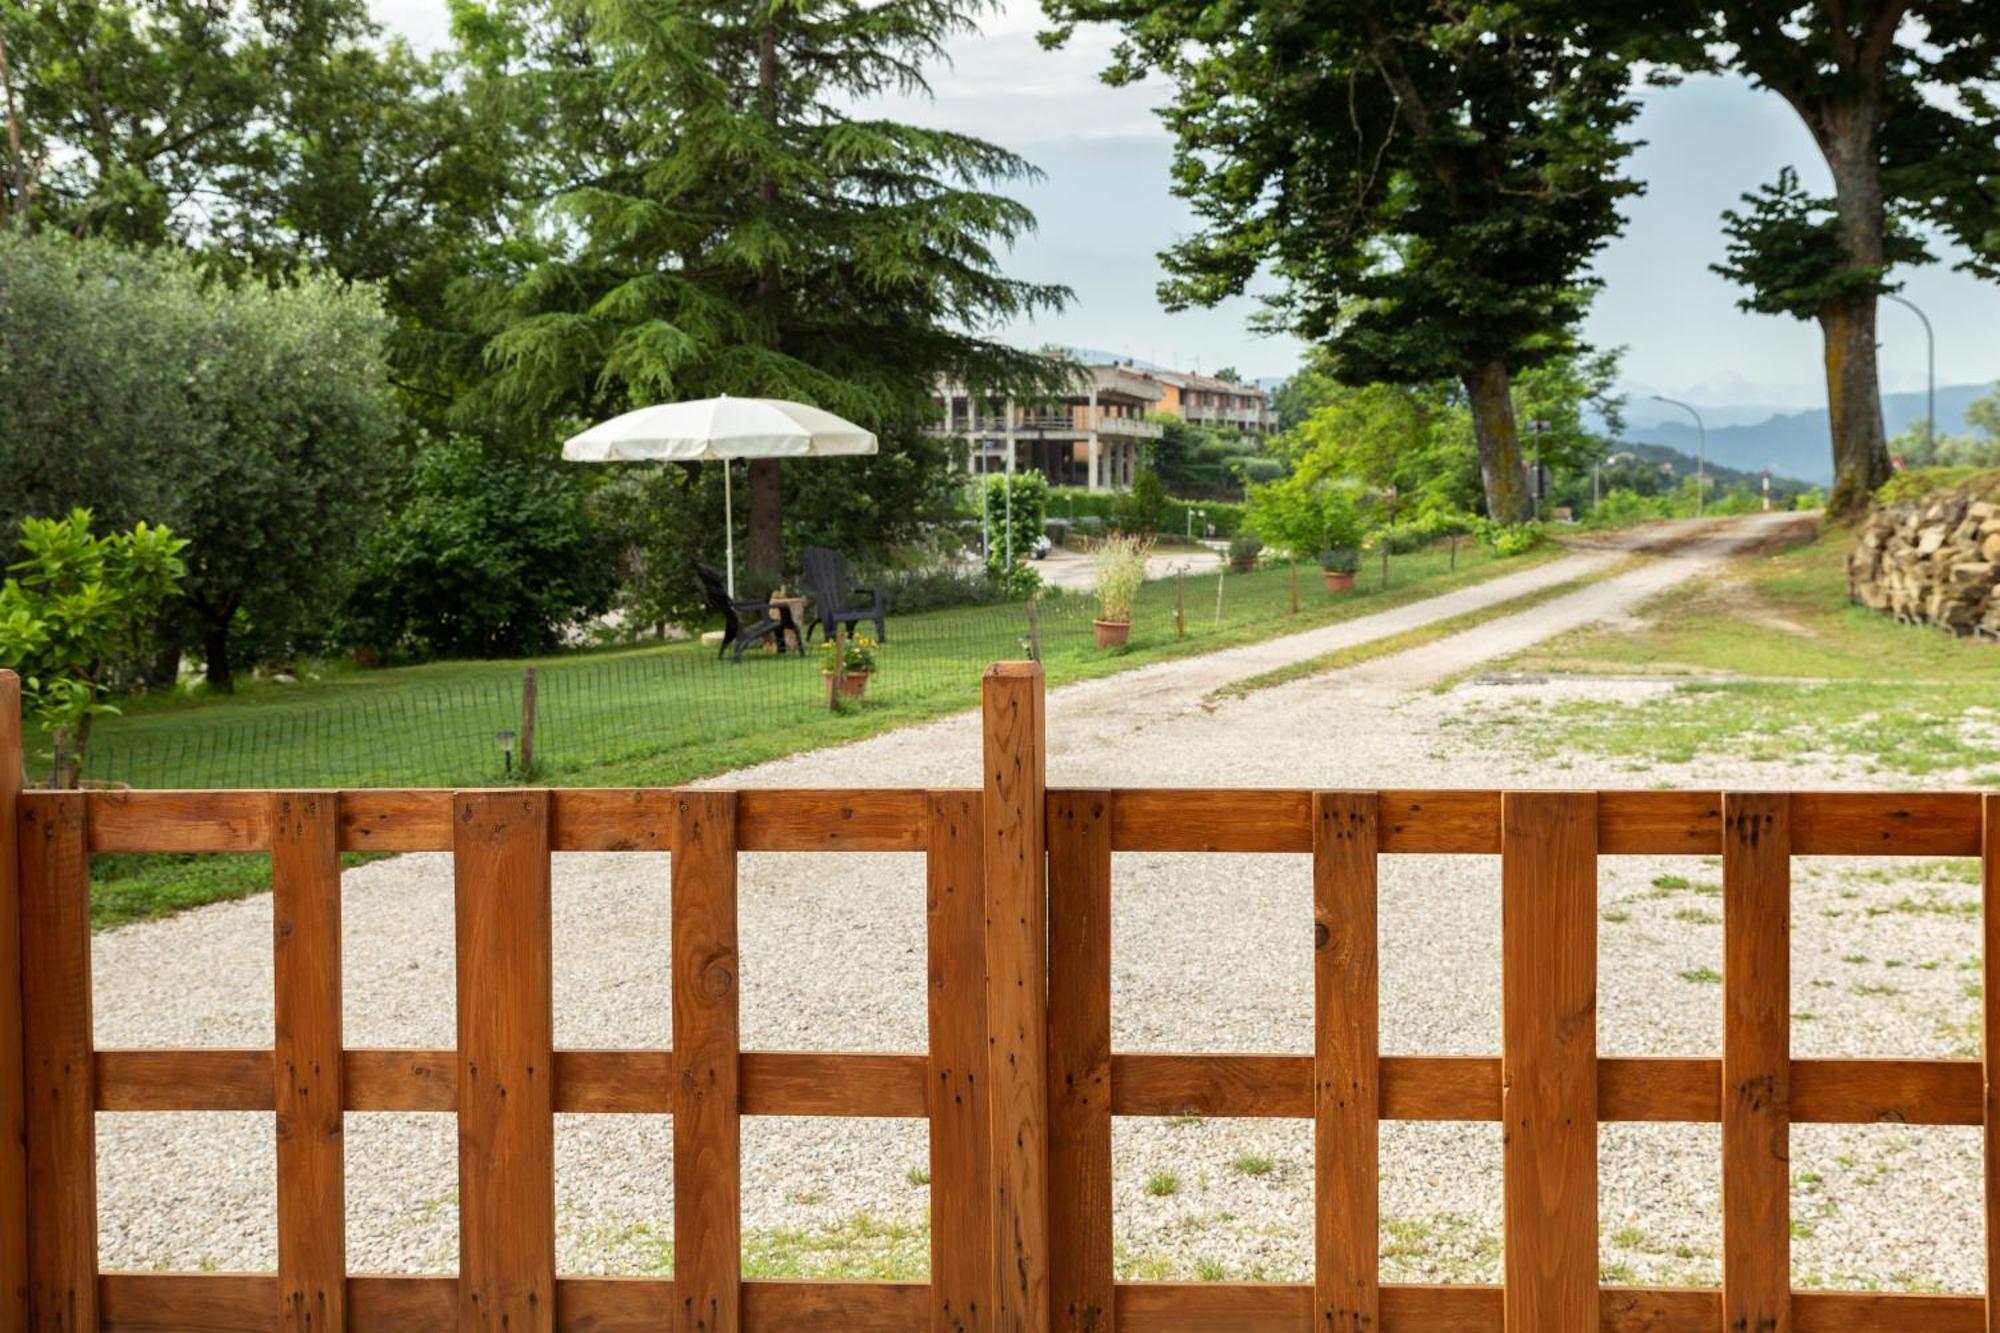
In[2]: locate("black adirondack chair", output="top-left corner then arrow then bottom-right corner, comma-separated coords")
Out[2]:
800,546 -> 888,644
697,563 -> 800,663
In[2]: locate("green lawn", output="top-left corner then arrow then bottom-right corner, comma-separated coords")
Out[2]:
72,537 -> 1554,927
1471,522 -> 2000,780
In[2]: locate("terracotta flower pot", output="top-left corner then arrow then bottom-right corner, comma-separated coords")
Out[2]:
1092,618 -> 1131,648
1230,556 -> 1257,573
825,670 -> 870,702
1323,570 -> 1355,593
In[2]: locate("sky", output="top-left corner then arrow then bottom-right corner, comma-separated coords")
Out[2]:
372,0 -> 1998,410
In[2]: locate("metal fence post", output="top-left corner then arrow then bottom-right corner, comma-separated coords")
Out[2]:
0,670 -> 23,1329
981,662 -> 1049,1332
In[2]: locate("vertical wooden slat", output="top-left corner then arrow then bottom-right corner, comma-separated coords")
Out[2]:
1313,791 -> 1379,1333
0,671 -> 25,1331
273,793 -> 345,1332
928,790 -> 991,1333
1047,790 -> 1112,1333
673,790 -> 740,1333
20,791 -> 94,1332
982,662 -> 1049,1333
1723,791 -> 1791,1333
1987,793 -> 2000,1333
454,790 -> 555,1333
1499,791 -> 1598,1333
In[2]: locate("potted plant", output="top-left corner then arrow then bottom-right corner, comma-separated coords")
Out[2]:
1321,547 -> 1359,592
1091,533 -> 1152,648
1228,532 -> 1263,572
819,633 -> 877,702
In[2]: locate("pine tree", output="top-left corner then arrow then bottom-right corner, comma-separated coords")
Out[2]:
478,0 -> 1069,576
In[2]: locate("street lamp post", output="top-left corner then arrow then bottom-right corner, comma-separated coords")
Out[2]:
1651,395 -> 1707,517
1882,292 -> 1935,460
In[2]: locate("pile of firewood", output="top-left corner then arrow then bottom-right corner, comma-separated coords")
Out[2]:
1847,488 -> 2000,636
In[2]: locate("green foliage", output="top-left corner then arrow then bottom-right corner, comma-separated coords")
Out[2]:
0,510 -> 187,785
1248,475 -> 1372,562
1113,468 -> 1171,535
1048,489 -> 1246,539
1873,468 -> 2000,507
1715,169 -> 1931,320
1887,386 -> 2000,469
1044,0 -> 1641,520
1479,521 -> 1548,558
1587,488 -> 1671,528
344,437 -> 619,659
1227,533 -> 1263,562
1320,548 -> 1360,575
818,633 -> 878,676
473,0 -> 1070,561
1149,416 -> 1274,497
983,472 -> 1050,580
0,232 -> 403,690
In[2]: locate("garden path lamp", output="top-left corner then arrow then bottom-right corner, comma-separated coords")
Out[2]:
562,396 -> 878,598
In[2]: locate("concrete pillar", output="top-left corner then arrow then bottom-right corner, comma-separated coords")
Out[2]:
1087,436 -> 1101,493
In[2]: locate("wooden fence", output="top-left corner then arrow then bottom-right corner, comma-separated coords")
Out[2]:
2,663 -> 1999,1331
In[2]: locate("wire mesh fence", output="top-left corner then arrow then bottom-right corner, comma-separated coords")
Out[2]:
55,549 -> 1475,790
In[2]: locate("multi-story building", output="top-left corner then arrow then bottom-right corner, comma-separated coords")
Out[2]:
1143,369 -> 1276,436
932,364 -> 1164,492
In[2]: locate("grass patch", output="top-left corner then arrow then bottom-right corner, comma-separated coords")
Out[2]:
1466,523 -> 2000,775
1144,1171 -> 1182,1198
1230,1153 -> 1276,1178
63,539 -> 1556,927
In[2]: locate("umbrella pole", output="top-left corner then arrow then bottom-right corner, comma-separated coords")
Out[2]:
723,459 -> 736,599
728,460 -> 744,600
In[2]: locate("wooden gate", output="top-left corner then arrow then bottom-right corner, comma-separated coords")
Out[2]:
1,664 -> 1997,1331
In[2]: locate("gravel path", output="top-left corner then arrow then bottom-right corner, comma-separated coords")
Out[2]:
94,510 -> 1983,1291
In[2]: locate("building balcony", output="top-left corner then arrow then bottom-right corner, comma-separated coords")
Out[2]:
932,411 -> 1163,440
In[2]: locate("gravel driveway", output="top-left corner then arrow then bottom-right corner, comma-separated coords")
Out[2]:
95,512 -> 1980,1291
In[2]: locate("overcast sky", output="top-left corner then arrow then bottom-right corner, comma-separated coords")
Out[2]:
373,0 -> 1998,407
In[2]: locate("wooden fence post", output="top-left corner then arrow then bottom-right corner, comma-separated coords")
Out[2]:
454,790 -> 556,1333
674,790 -> 741,1333
519,668 -> 537,779
0,671 -> 24,1330
1985,793 -> 1999,1333
1723,792 -> 1791,1333
1500,791 -> 1598,1333
1048,789 -> 1112,1332
19,789 -> 94,1331
273,792 -> 345,1333
982,662 -> 1049,1333
1314,791 -> 1379,1333
927,790 -> 991,1332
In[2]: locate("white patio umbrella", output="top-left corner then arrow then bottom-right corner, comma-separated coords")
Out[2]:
563,396 -> 877,597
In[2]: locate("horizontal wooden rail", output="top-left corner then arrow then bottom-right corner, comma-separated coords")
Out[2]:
1106,1053 -> 1981,1124
75,786 -> 1985,856
84,788 -> 942,854
90,1273 -> 1988,1332
89,1047 -> 1980,1126
94,1048 -> 932,1117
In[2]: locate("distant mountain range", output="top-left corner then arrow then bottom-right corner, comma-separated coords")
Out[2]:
1607,382 -> 1995,486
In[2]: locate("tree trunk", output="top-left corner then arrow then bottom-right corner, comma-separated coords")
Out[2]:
1815,104 -> 1891,517
747,456 -> 782,580
1464,360 -> 1530,524
201,618 -> 235,693
1820,294 -> 1890,516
